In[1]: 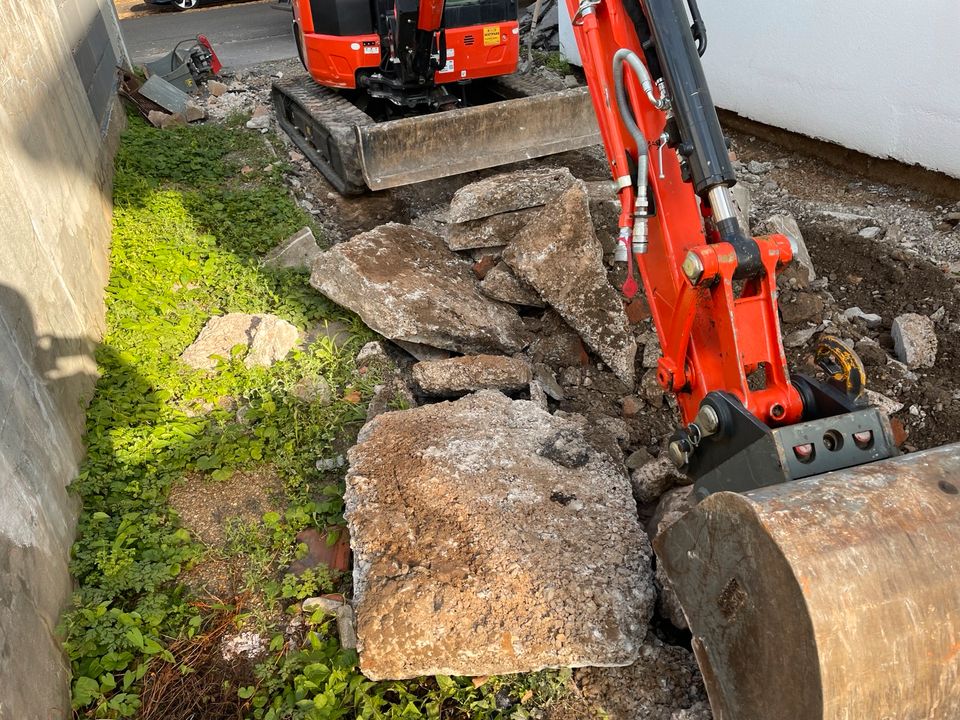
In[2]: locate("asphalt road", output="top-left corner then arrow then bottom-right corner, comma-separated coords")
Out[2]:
121,2 -> 297,68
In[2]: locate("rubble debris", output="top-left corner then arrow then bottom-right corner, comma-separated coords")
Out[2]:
412,354 -> 532,396
446,208 -> 539,251
816,209 -> 877,234
528,311 -> 590,370
447,167 -> 576,224
892,313 -> 938,368
784,326 -> 820,348
766,213 -> 816,283
302,596 -> 358,649
731,183 -> 752,234
575,632 -> 708,720
147,109 -> 186,129
181,313 -> 299,370
263,226 -> 323,270
519,0 -> 561,51
310,224 -> 530,355
221,631 -> 267,662
366,375 -> 417,421
639,368 -> 665,408
345,391 -> 654,679
859,226 -> 885,240
504,183 -> 637,386
480,262 -> 546,307
854,338 -> 888,367
139,74 -> 193,114
392,340 -> 452,362
532,363 -> 564,401
290,375 -> 333,405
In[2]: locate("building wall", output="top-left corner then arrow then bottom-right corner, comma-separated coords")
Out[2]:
559,1 -> 960,179
0,0 -> 122,716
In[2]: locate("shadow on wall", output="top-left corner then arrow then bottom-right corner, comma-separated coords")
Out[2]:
0,283 -> 101,720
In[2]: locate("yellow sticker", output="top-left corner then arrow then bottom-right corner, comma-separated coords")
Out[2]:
483,25 -> 501,46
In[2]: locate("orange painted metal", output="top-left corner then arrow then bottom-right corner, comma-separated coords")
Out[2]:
418,0 -> 446,31
565,0 -> 804,427
435,23 -> 519,83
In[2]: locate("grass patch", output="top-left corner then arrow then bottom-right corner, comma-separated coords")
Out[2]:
64,112 -> 570,719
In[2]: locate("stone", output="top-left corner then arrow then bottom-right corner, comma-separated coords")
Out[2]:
864,389 -> 904,416
817,209 -> 877,234
412,354 -> 532,395
263,226 -> 323,270
246,111 -> 271,130
356,341 -> 392,372
731,183 -> 752,234
310,224 -> 530,355
859,226 -> 884,240
446,208 -> 539,251
639,368 -> 664,407
346,391 -> 654,679
784,326 -> 819,348
575,633 -> 708,719
843,306 -> 883,329
780,292 -> 825,324
630,455 -> 685,505
208,80 -> 228,97
672,702 -> 713,720
147,109 -> 187,129
447,167 -> 576,223
529,380 -> 550,410
472,254 -> 498,279
528,311 -> 589,370
290,376 -> 333,405
503,184 -> 637,386
641,335 -> 662,369
184,102 -> 205,122
479,262 -> 545,307
532,363 -> 564,401
624,296 -> 651,324
746,160 -> 773,175
181,313 -> 299,370
621,395 -> 643,418
625,448 -> 653,471
766,213 -> 816,282
892,313 -> 938,368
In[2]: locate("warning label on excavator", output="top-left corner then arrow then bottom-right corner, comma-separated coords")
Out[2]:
483,26 -> 501,46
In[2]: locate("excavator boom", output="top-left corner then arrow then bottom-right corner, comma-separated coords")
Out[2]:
566,0 -> 960,716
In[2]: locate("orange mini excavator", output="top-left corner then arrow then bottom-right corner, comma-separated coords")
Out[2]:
272,0 -> 601,193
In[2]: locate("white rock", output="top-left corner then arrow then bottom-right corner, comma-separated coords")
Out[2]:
843,306 -> 883,329
864,389 -> 904,416
891,313 -> 938,368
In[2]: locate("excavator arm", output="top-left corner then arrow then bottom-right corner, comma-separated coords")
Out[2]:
567,1 -> 960,718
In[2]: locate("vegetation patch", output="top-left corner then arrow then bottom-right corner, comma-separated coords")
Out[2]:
64,112 -> 569,719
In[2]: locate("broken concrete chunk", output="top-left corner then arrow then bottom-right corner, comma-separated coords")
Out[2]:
447,167 -> 577,223
504,183 -> 637,386
528,311 -> 589,370
181,313 -> 299,370
207,80 -> 228,97
864,389 -> 904,416
766,213 -> 816,282
892,313 -> 938,368
310,223 -> 530,355
392,339 -> 452,362
479,262 -> 545,307
817,209 -> 877,234
412,354 -> 532,396
445,208 -> 539,251
263,226 -> 323,271
366,376 -> 416,421
346,391 -> 654,679
731,183 -> 752,235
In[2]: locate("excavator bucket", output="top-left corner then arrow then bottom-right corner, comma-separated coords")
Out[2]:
356,87 -> 601,191
655,443 -> 960,720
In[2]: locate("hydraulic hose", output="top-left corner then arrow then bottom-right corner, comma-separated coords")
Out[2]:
613,48 -> 666,255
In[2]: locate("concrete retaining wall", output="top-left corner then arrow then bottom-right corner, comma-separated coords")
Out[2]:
559,1 -> 960,179
0,1 -> 122,716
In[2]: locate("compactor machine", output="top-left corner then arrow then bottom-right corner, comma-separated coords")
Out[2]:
273,0 -> 602,193
561,0 -> 960,717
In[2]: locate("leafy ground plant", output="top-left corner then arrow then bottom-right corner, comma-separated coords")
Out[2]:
63,112 -> 571,719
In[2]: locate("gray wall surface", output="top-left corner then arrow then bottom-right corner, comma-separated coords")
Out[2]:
0,0 -> 123,716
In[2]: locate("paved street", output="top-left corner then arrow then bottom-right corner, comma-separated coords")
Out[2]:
121,1 -> 296,68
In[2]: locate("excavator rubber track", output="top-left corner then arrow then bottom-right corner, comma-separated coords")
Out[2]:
272,73 -> 600,194
272,76 -> 375,196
